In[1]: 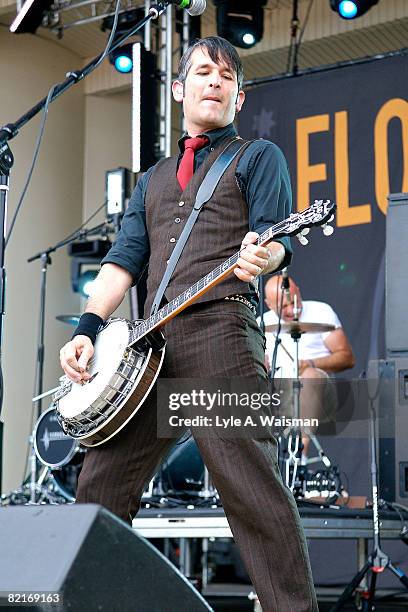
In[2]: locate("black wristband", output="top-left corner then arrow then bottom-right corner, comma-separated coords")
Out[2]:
72,312 -> 104,345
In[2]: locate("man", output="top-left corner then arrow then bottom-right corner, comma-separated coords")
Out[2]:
60,37 -> 317,611
263,274 -> 355,456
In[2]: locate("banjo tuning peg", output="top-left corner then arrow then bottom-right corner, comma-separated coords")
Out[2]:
322,223 -> 334,236
297,234 -> 309,246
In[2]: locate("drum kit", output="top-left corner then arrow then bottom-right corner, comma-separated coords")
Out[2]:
265,313 -> 344,503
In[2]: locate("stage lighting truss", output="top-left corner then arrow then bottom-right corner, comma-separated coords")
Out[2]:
330,0 -> 379,20
15,0 -> 147,36
213,0 -> 268,49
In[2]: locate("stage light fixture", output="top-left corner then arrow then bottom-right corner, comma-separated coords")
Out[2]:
109,45 -> 134,73
76,270 -> 98,298
214,0 -> 267,49
330,0 -> 379,19
105,167 -> 133,218
68,239 -> 111,297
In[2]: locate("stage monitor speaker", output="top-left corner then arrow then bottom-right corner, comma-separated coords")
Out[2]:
368,359 -> 408,505
0,504 -> 212,611
386,192 -> 408,355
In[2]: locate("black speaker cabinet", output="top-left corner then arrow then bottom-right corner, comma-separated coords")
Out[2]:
0,504 -> 212,611
368,359 -> 408,505
386,192 -> 408,355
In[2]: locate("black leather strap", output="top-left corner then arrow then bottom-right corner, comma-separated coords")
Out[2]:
150,138 -> 246,316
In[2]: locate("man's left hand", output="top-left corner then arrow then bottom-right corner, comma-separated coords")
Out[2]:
234,232 -> 268,282
234,233 -> 284,282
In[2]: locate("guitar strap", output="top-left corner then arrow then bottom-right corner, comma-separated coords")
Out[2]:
150,137 -> 248,316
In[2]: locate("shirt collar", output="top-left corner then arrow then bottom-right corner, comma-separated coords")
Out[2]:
177,123 -> 237,153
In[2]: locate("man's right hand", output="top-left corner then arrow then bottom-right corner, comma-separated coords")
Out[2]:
60,335 -> 94,383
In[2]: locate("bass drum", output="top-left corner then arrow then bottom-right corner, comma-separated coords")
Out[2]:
155,436 -> 205,499
34,407 -> 85,501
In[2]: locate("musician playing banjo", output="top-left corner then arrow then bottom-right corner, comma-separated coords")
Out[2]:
263,274 -> 355,459
60,36 -> 318,611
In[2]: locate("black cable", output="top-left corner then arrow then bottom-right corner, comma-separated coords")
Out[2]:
392,501 -> 408,515
286,0 -> 314,74
55,199 -> 108,246
5,84 -> 56,247
294,0 -> 314,55
380,500 -> 408,535
87,0 -> 122,73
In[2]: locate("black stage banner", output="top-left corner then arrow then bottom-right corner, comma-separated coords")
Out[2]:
239,52 -> 408,376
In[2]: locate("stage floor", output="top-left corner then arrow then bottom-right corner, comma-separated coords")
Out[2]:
133,504 -> 408,611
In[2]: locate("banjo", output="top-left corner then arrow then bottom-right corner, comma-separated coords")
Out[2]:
53,200 -> 335,447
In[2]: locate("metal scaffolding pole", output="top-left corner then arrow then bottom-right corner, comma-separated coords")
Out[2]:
158,5 -> 172,158
165,4 -> 172,157
182,9 -> 190,55
180,9 -> 190,135
144,0 -> 151,51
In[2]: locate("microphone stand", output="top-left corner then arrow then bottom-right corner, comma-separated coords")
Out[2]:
330,380 -> 408,611
285,294 -> 304,493
23,220 -> 113,504
268,274 -> 286,388
0,1 -> 171,419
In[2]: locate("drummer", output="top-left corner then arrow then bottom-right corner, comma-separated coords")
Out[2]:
263,274 -> 355,458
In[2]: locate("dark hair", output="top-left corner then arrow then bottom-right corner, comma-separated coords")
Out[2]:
177,36 -> 244,91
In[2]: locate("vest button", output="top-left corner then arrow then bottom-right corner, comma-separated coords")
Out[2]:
178,201 -> 185,207
174,218 -> 181,223
170,237 -> 176,243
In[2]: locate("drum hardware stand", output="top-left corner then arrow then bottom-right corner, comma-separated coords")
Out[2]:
302,427 -> 331,467
1,433 -> 64,506
330,379 -> 408,611
141,477 -> 155,500
248,591 -> 262,612
281,302 -> 334,495
198,466 -> 218,503
197,467 -> 218,596
284,294 -> 304,493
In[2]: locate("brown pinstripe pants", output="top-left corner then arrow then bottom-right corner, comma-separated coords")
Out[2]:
76,300 -> 318,612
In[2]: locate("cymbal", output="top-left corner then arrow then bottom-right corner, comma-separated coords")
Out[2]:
56,314 -> 80,326
265,322 -> 335,334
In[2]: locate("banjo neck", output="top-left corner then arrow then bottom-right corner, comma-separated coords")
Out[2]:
127,198 -> 335,349
127,225 -> 277,348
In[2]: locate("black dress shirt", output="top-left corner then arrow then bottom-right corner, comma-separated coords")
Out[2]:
102,123 -> 292,284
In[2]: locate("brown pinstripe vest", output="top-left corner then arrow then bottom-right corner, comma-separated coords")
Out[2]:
143,136 -> 255,317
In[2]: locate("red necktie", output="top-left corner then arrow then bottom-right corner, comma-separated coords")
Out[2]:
177,135 -> 209,191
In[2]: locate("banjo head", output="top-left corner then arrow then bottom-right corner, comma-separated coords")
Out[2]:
57,318 -> 131,420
